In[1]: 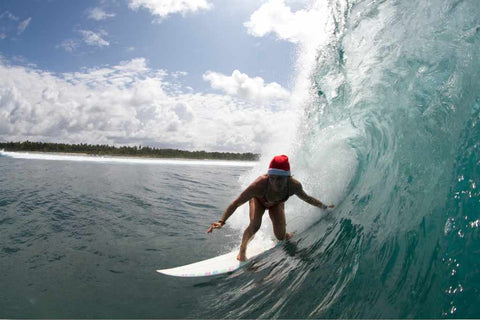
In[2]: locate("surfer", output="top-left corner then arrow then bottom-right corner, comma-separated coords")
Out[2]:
207,154 -> 334,261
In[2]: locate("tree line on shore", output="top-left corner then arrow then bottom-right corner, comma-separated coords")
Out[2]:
0,141 -> 259,161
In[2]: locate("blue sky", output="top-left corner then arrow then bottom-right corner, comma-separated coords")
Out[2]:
1,0 -> 295,90
0,0 -> 331,152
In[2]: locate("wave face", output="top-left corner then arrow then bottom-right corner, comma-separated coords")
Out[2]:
200,0 -> 480,318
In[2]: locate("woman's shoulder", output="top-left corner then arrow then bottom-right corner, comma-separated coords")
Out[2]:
250,174 -> 268,188
253,174 -> 269,185
289,177 -> 303,189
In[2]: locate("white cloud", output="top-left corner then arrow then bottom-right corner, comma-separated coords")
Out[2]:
87,7 -> 116,21
244,0 -> 331,46
128,0 -> 212,21
57,30 -> 109,52
245,0 -> 337,123
1,12 -> 31,39
0,58 -> 296,152
17,17 -> 31,34
203,70 -> 290,104
79,30 -> 109,47
0,11 -> 19,21
57,39 -> 79,52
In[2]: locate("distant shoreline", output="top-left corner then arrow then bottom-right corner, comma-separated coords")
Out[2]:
2,150 -> 89,157
0,141 -> 259,161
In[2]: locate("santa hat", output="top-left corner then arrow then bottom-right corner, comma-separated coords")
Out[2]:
267,155 -> 291,176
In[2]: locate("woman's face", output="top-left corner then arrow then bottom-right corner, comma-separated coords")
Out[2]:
268,175 -> 289,192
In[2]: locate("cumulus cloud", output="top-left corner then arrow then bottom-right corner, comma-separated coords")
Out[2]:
79,30 -> 109,47
244,0 -> 331,46
245,0 -> 338,116
128,0 -> 212,22
17,17 -> 31,34
0,58 -> 295,152
87,7 -> 116,21
203,70 -> 290,104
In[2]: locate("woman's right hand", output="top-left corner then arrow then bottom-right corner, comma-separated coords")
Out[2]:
207,221 -> 224,233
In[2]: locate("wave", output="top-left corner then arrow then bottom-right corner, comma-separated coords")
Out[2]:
201,0 -> 480,318
0,150 -> 257,167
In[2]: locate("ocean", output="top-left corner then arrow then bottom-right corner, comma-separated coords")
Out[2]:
0,152 -> 258,318
2,0 -> 480,318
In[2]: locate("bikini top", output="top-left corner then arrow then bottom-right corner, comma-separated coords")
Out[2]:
257,176 -> 290,207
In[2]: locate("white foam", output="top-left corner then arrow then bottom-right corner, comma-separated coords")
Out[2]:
0,150 -> 257,167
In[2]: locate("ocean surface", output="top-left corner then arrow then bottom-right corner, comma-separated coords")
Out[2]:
2,0 -> 480,318
0,153 -> 258,318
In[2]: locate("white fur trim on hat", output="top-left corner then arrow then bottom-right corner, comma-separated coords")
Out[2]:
267,168 -> 291,176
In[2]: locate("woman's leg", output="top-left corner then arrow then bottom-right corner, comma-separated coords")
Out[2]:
268,202 -> 291,241
238,198 -> 265,261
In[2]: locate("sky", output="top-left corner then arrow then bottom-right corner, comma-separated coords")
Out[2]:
0,0 -> 330,153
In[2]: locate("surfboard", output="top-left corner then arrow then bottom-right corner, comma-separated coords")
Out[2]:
157,240 -> 280,277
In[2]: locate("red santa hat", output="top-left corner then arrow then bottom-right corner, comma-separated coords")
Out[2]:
267,155 -> 291,176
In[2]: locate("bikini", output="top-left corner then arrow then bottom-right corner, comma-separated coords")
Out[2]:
257,176 -> 291,208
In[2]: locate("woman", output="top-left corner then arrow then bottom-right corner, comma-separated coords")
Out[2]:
207,155 -> 334,261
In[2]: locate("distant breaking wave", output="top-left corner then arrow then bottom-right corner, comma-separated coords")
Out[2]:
0,150 -> 257,167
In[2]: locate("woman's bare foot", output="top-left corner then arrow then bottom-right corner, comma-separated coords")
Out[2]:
237,251 -> 247,261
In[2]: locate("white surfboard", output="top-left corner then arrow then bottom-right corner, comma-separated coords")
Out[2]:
157,241 -> 280,277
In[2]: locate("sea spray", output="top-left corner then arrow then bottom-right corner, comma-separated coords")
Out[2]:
228,0 -> 357,239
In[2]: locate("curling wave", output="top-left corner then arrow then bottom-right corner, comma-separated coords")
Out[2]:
200,0 -> 480,318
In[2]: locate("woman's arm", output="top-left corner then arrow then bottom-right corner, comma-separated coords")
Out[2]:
293,180 -> 334,209
207,176 -> 264,233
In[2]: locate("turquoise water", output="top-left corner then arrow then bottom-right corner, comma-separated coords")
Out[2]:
2,0 -> 480,318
